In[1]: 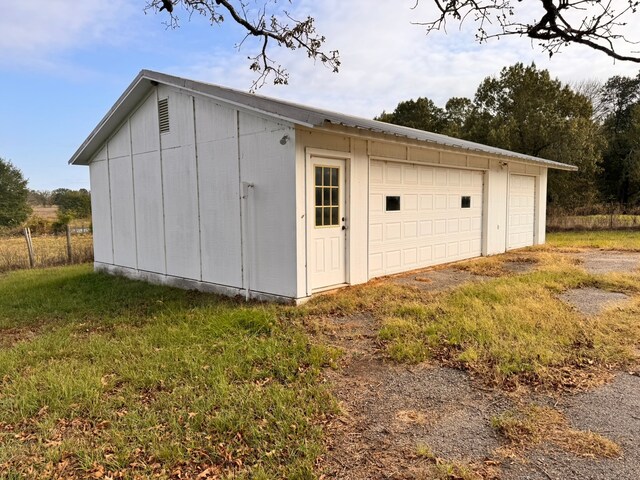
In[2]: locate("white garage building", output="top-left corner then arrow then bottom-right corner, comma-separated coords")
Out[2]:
70,70 -> 576,303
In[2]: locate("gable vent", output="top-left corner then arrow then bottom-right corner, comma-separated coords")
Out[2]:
158,98 -> 170,134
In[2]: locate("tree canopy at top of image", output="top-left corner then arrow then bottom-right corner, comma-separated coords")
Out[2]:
146,0 -> 640,88
0,158 -> 31,227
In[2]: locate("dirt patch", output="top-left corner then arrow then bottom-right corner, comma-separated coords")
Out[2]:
501,373 -> 640,480
390,268 -> 491,292
501,260 -> 538,274
0,326 -> 40,348
572,251 -> 640,274
322,361 -> 509,479
559,287 -> 630,316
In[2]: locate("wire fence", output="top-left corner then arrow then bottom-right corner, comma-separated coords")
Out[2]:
547,204 -> 640,231
0,227 -> 94,273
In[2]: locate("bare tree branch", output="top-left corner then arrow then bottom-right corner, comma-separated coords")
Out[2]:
146,1 -> 640,88
415,0 -> 640,63
145,0 -> 340,90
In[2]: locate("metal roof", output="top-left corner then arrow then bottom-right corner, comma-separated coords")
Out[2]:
69,69 -> 578,171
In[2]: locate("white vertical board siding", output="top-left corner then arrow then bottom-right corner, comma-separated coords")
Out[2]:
89,148 -> 113,264
369,161 -> 483,277
132,152 -> 165,273
485,162 -> 508,255
535,169 -> 548,245
159,88 -> 201,281
194,97 -> 243,288
108,126 -> 137,268
507,174 -> 536,249
131,94 -> 165,273
239,112 -> 297,297
348,139 -> 369,285
130,93 -> 160,155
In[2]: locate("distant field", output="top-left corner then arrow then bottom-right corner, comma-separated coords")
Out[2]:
31,206 -> 59,220
0,234 -> 93,272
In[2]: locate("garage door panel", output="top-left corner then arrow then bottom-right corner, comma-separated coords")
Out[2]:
387,164 -> 402,183
370,193 -> 383,212
420,167 -> 434,185
420,221 -> 433,235
405,195 -> 418,210
369,162 -> 484,277
370,162 -> 384,183
404,248 -> 418,265
435,195 -> 447,209
404,222 -> 418,238
386,222 -> 402,240
420,246 -> 432,262
404,166 -> 419,184
507,174 -> 535,250
420,195 -> 433,210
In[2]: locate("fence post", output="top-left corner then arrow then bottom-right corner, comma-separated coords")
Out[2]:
66,225 -> 73,264
23,227 -> 35,268
609,203 -> 614,229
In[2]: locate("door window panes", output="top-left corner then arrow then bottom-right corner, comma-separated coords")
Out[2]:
315,166 -> 340,227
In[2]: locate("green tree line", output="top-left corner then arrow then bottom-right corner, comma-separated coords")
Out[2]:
0,157 -> 91,228
376,63 -> 640,210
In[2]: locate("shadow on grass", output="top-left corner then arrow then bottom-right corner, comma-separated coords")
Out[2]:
0,265 -> 235,330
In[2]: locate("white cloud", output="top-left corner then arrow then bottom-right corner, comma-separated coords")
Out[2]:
1,0 -> 136,67
181,0 -> 640,118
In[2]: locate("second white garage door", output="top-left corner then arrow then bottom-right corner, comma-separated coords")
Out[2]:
369,160 -> 484,277
507,175 -> 536,250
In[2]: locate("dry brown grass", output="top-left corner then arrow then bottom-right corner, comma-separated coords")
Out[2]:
0,234 -> 93,272
452,250 -> 581,277
492,404 -> 621,459
415,444 -> 498,480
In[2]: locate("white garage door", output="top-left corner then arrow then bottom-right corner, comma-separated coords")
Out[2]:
507,175 -> 536,250
369,160 -> 484,277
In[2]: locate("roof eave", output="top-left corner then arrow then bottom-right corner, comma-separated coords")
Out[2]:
68,71 -> 155,165
319,120 -> 579,172
69,69 -> 579,173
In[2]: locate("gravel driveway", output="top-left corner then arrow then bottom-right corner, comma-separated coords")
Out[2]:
319,249 -> 640,480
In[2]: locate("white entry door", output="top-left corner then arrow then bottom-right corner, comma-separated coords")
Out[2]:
308,157 -> 347,290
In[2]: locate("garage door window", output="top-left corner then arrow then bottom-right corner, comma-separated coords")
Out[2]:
315,166 -> 340,227
386,196 -> 401,211
461,196 -> 471,208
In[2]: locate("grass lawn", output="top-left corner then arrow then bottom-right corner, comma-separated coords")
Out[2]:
2,231 -> 640,478
0,266 -> 337,479
546,230 -> 640,250
378,253 -> 640,388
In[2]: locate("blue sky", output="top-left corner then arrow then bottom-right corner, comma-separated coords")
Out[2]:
2,0 -> 639,191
